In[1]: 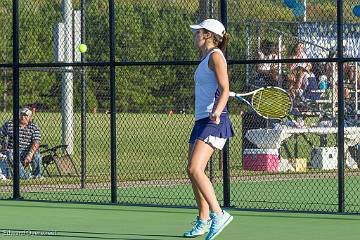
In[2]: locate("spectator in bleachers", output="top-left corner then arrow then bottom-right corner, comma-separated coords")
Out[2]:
288,41 -> 312,72
256,39 -> 279,86
287,65 -> 307,100
301,63 -> 320,101
325,51 -> 354,97
342,47 -> 358,85
324,51 -> 337,88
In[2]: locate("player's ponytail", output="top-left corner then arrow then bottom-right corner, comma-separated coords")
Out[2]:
215,32 -> 229,54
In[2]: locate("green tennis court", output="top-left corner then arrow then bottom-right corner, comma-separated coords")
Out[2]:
0,200 -> 359,240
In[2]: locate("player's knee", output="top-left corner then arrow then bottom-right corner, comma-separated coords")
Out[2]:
187,165 -> 201,178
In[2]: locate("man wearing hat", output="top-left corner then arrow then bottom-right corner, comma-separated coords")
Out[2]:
0,107 -> 42,179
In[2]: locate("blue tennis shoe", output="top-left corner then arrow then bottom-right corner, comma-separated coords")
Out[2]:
205,211 -> 233,240
183,216 -> 211,238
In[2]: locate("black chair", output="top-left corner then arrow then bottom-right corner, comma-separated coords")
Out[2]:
40,144 -> 79,177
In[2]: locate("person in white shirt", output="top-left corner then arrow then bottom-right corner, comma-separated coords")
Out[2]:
256,39 -> 279,86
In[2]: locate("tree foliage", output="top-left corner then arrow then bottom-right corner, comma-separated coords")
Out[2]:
2,1 -> 354,113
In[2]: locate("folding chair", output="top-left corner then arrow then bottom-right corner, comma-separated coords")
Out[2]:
40,144 -> 79,177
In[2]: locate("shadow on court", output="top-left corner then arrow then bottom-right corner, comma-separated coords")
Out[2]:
0,201 -> 194,215
0,229 -> 183,240
2,201 -> 360,222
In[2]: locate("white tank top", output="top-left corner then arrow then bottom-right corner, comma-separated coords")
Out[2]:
194,48 -> 227,121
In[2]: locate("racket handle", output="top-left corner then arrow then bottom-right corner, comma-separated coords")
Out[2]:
229,92 -> 236,97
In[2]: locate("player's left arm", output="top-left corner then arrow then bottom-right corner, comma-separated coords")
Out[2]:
209,51 -> 229,123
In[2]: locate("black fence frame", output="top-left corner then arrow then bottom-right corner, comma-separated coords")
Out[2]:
2,0 -> 359,213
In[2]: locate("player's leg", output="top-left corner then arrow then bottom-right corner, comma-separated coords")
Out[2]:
187,140 -> 221,214
183,143 -> 211,238
188,141 -> 233,240
188,143 -> 210,220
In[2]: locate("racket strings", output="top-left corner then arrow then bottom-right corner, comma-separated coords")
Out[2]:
252,89 -> 292,119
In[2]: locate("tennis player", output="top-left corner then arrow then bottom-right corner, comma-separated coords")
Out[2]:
183,19 -> 234,240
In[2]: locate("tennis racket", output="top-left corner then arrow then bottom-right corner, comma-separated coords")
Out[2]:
230,86 -> 292,119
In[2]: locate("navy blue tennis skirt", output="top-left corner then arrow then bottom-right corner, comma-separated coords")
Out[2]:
189,115 -> 234,144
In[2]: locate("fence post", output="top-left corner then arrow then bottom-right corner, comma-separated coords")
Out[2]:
219,0 -> 230,208
12,0 -> 21,199
222,140 -> 230,207
336,0 -> 345,213
109,0 -> 117,204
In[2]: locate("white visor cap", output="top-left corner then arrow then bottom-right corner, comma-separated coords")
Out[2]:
190,19 -> 225,37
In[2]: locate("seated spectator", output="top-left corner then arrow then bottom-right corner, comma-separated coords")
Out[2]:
342,47 -> 358,84
325,51 -> 353,99
345,63 -> 357,84
288,41 -> 312,72
324,51 -> 337,88
301,64 -> 320,101
0,107 -> 42,179
287,66 -> 307,100
256,39 -> 279,86
325,51 -> 356,85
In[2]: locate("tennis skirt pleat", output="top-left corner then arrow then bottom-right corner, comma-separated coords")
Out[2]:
189,115 -> 234,144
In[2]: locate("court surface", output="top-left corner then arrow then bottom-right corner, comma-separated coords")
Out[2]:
0,200 -> 359,239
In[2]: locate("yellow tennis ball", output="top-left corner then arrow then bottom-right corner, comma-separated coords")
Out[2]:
79,44 -> 87,53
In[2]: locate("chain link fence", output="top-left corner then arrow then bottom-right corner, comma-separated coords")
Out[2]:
1,0 -> 360,213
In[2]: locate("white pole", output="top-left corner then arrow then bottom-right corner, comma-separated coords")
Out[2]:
61,0 -> 74,154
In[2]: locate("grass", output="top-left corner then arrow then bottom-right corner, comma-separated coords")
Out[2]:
0,112 -> 243,180
1,112 -> 360,212
0,111 -> 354,182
